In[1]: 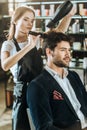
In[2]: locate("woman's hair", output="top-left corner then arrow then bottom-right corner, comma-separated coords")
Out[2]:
8,6 -> 35,40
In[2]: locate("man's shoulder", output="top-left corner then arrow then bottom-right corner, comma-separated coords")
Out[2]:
27,69 -> 51,93
68,70 -> 79,77
32,69 -> 49,82
68,70 -> 81,82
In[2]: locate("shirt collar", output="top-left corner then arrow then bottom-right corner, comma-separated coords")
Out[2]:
45,65 -> 68,78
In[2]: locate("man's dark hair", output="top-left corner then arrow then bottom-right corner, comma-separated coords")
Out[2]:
42,31 -> 73,55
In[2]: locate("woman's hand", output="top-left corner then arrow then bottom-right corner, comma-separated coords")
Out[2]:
27,35 -> 40,49
66,5 -> 77,17
54,4 -> 77,33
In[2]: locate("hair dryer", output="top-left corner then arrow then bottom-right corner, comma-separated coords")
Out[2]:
47,0 -> 73,28
29,0 -> 73,37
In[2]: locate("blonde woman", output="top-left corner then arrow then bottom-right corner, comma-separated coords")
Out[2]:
1,5 -> 76,130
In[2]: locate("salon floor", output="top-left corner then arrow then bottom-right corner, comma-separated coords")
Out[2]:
0,81 -> 12,130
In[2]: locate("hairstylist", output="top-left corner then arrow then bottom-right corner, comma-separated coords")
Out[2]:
1,5 -> 76,130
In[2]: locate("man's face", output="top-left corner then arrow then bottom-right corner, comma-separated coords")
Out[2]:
50,41 -> 72,67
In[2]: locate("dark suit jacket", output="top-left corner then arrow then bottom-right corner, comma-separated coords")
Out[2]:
26,69 -> 87,130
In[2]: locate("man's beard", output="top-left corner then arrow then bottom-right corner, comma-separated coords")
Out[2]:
52,53 -> 71,68
53,60 -> 69,68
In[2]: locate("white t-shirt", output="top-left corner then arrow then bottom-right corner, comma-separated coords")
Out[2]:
1,39 -> 28,83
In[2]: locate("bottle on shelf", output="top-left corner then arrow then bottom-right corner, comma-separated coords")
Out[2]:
83,38 -> 87,50
79,19 -> 84,33
73,42 -> 81,50
84,20 -> 87,33
72,20 -> 80,33
83,57 -> 87,69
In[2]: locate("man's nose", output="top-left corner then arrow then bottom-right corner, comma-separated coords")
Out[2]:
66,50 -> 71,56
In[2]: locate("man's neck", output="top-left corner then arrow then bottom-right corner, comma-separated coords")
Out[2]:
46,63 -> 64,78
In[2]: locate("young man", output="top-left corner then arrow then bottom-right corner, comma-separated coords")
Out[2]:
26,31 -> 87,130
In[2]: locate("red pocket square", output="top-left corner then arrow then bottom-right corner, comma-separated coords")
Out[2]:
53,90 -> 64,100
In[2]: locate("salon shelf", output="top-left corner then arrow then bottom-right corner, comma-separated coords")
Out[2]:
72,50 -> 87,59
72,15 -> 87,19
69,66 -> 84,70
11,0 -> 87,5
68,33 -> 87,35
35,15 -> 87,20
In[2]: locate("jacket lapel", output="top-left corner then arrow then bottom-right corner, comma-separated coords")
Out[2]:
43,69 -> 78,118
67,71 -> 87,117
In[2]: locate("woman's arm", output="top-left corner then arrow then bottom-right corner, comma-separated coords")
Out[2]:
1,35 -> 39,71
54,5 -> 77,33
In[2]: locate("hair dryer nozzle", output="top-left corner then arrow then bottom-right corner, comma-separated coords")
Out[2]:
29,31 -> 47,38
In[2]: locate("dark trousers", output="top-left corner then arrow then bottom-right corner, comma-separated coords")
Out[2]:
12,83 -> 30,130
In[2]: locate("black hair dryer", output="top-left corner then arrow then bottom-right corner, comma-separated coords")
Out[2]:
47,0 -> 73,28
29,0 -> 73,37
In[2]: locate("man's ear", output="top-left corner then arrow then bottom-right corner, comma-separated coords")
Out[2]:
46,48 -> 52,56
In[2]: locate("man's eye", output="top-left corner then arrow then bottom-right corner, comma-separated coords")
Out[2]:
24,19 -> 28,21
60,49 -> 65,51
69,49 -> 72,52
31,20 -> 34,24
